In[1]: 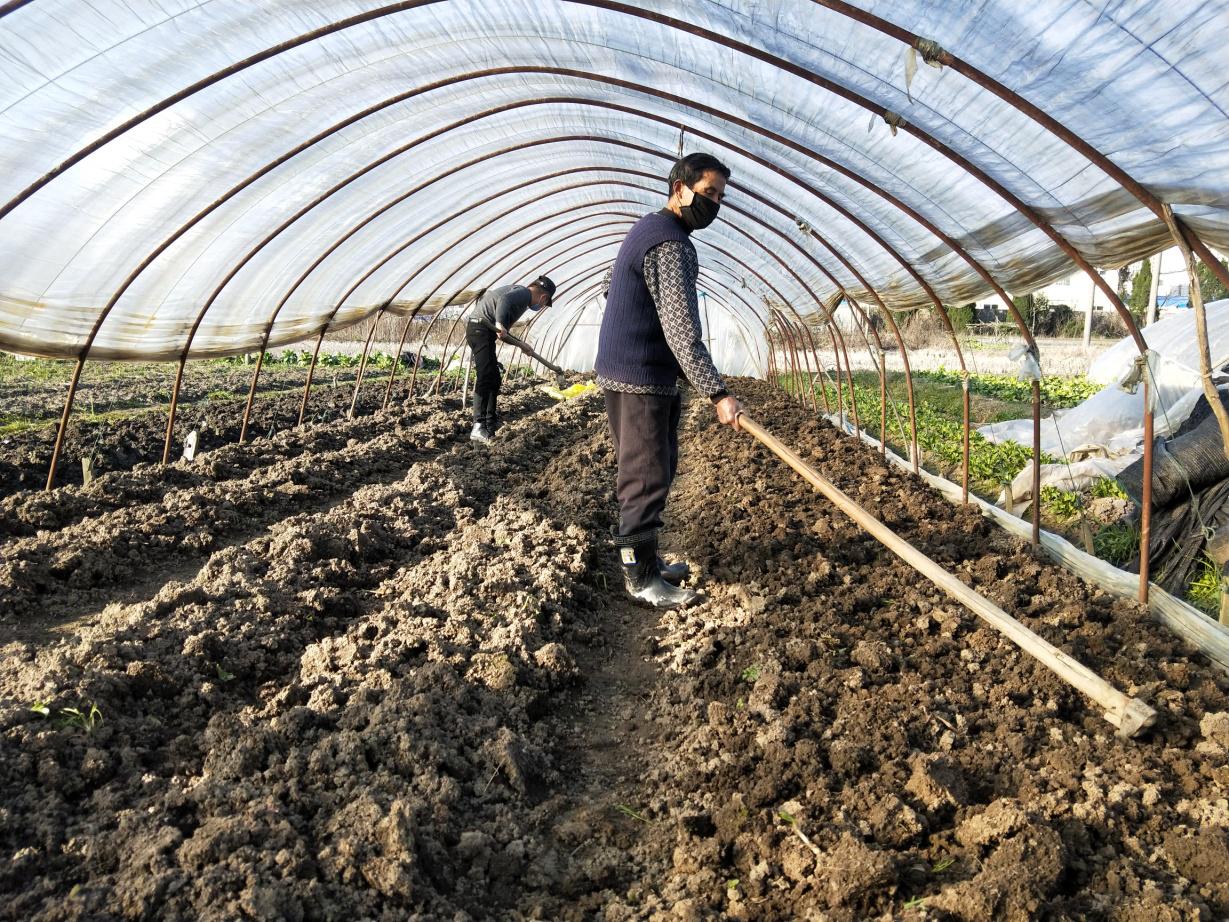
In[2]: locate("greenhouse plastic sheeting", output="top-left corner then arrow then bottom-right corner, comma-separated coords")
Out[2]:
1,1 -> 1228,367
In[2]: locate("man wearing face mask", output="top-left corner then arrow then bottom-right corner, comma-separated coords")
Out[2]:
465,275 -> 555,442
595,152 -> 742,609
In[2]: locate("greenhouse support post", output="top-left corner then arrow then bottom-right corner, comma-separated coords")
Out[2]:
738,412 -> 1157,739
238,349 -> 267,443
1140,381 -> 1154,603
297,328 -> 328,426
162,356 -> 189,465
805,0 -> 1229,296
409,307 -> 449,400
1162,204 -> 1229,462
961,372 -> 970,504
382,303 -> 426,411
429,307 -> 469,397
348,306 -> 386,418
45,357 -> 85,491
879,348 -> 887,461
1032,380 -> 1041,548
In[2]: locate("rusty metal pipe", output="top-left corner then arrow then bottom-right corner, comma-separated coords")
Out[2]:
162,356 -> 189,465
238,349 -> 266,443
348,306 -> 386,418
45,357 -> 85,491
297,328 -> 328,426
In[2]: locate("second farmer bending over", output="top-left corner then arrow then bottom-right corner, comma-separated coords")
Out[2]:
464,275 -> 555,442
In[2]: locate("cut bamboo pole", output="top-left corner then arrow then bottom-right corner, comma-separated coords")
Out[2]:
737,412 -> 1158,739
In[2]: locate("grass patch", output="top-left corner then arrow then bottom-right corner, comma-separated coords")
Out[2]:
793,370 -> 1054,494
1187,556 -> 1225,615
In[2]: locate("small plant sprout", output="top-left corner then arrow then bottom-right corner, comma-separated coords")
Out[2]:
30,701 -> 50,717
903,896 -> 927,910
726,878 -> 740,891
58,702 -> 102,733
740,665 -> 761,683
777,809 -> 795,825
615,804 -> 650,823
215,664 -> 235,682
931,857 -> 955,873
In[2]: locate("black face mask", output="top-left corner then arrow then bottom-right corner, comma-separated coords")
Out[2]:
678,187 -> 720,231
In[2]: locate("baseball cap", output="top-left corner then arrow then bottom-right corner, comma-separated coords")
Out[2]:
533,275 -> 557,305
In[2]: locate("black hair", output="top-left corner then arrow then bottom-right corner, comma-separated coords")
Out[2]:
667,152 -> 731,195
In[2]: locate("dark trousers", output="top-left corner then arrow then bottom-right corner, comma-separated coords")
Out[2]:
466,322 -> 500,423
604,390 -> 681,537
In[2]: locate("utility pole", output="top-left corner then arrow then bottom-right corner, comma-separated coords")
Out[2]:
1082,272 -> 1096,350
1147,251 -> 1162,326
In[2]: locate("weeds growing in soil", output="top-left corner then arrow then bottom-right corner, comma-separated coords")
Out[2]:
1094,524 -> 1140,566
57,703 -> 102,733
1091,477 -> 1129,500
1041,485 -> 1084,521
1187,555 -> 1225,614
615,804 -> 650,823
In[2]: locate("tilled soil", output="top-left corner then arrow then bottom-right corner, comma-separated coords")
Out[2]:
2,377 -> 1229,920
0,366 -> 402,495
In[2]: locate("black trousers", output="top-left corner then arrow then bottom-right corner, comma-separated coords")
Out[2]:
466,322 -> 500,423
604,389 -> 681,537
466,323 -> 501,395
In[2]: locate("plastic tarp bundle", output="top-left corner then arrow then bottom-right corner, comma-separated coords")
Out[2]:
1,1 -> 1228,372
981,299 -> 1229,465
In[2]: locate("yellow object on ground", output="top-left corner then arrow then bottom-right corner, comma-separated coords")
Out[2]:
542,381 -> 598,401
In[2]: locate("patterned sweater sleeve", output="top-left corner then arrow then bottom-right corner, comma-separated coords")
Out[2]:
642,240 -> 727,399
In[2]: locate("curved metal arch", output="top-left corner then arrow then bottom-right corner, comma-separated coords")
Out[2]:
376,208 -> 645,409
28,45 -> 1091,521
10,12 -> 1154,353
805,0 -> 1229,293
0,0 -> 33,18
231,131 -> 915,452
226,170 -> 642,441
361,223 -> 636,411
265,188 -> 655,435
54,73 -> 1046,472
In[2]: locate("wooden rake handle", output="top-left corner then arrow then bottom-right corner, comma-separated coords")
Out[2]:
478,320 -> 566,376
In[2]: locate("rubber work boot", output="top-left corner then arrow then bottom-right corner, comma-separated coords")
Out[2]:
470,394 -> 492,443
657,556 -> 690,586
615,531 -> 701,609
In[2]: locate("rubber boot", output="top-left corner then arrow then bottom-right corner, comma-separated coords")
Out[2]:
657,556 -> 690,586
470,393 -> 491,442
615,531 -> 701,609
